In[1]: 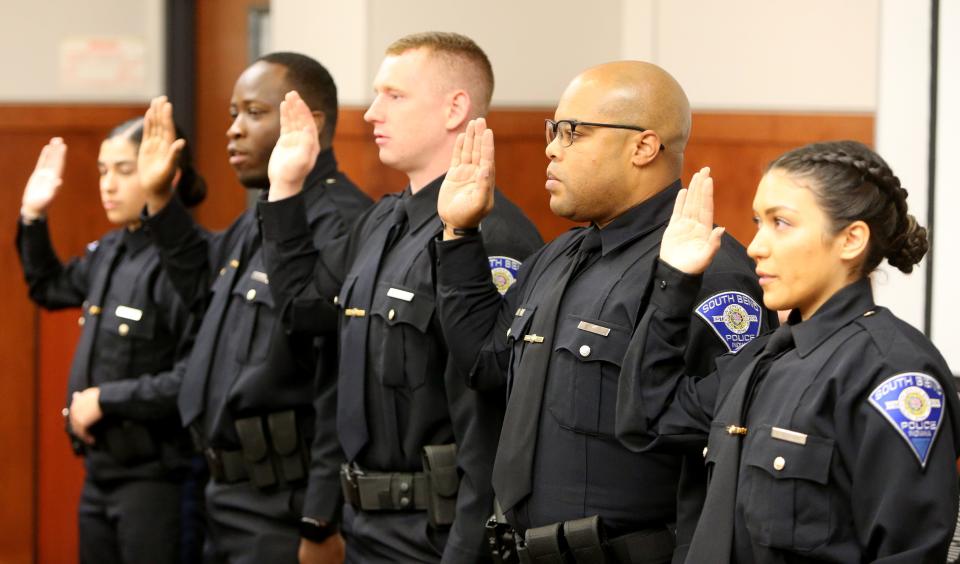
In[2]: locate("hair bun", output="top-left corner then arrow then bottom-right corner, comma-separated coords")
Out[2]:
886,214 -> 928,273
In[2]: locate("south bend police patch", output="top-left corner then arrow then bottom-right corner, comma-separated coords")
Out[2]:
489,256 -> 521,295
868,372 -> 945,468
695,291 -> 762,353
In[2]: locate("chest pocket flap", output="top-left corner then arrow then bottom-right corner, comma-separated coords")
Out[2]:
743,424 -> 833,484
554,315 -> 631,366
101,305 -> 156,338
231,273 -> 275,310
370,282 -> 434,332
506,304 -> 537,344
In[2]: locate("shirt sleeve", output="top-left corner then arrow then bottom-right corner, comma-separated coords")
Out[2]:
16,217 -> 94,309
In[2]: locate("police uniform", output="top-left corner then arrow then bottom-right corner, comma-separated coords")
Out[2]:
259,174 -> 542,563
17,217 -> 199,564
436,181 -> 772,563
622,265 -> 960,562
143,149 -> 371,563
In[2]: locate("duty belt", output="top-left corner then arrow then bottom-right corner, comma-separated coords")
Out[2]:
340,443 -> 460,528
488,515 -> 675,564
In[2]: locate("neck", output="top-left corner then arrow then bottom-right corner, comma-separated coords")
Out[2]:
408,135 -> 459,193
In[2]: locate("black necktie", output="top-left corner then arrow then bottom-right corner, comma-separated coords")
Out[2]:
492,228 -> 602,513
686,324 -> 795,563
337,200 -> 408,461
66,239 -> 125,399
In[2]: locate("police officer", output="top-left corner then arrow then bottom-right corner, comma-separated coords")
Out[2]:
621,142 -> 960,562
137,53 -> 371,563
16,121 -> 206,563
261,32 -> 542,562
434,61 -> 772,563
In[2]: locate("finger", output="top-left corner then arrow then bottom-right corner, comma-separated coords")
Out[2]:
49,138 -> 67,175
707,226 -> 725,254
698,175 -> 715,227
279,98 -> 290,136
166,138 -> 186,170
461,120 -> 476,165
472,118 -> 486,166
161,99 -> 177,143
686,167 -> 708,221
35,143 -> 53,172
670,188 -> 688,224
479,127 -> 495,177
450,132 -> 465,169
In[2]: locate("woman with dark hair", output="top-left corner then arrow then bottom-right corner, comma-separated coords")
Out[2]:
616,141 -> 960,562
16,117 -> 206,564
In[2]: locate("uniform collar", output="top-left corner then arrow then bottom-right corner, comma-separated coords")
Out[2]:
790,277 -> 876,358
595,179 -> 682,256
122,224 -> 151,255
256,148 -> 339,207
400,173 -> 445,233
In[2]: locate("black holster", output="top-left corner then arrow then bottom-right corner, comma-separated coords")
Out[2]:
518,515 -> 674,564
233,410 -> 309,489
421,443 -> 459,528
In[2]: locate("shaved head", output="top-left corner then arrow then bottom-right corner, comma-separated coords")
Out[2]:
561,61 -> 691,173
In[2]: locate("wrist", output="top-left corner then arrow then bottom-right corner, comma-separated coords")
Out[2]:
268,180 -> 303,202
299,518 -> 337,543
20,206 -> 44,222
442,223 -> 481,241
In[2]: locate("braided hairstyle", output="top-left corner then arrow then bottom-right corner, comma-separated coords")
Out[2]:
107,117 -> 207,208
766,140 -> 927,275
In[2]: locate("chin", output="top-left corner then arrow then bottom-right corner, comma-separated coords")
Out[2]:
237,172 -> 269,190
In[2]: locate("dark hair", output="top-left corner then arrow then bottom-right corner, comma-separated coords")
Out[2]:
766,140 -> 927,275
256,51 -> 338,140
106,117 -> 207,208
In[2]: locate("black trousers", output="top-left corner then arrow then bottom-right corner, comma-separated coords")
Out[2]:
204,480 -> 304,564
79,477 -> 183,564
341,503 -> 448,563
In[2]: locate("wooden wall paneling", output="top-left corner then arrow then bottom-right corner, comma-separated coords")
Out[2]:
0,104 -> 143,564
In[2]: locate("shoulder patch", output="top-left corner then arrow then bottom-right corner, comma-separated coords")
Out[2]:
489,256 -> 521,295
86,240 -> 99,253
868,372 -> 945,468
694,291 -> 762,353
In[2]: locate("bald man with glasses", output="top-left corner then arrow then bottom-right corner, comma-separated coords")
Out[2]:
434,61 -> 774,563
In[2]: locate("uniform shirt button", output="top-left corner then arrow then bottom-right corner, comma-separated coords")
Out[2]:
659,280 -> 667,289
702,446 -> 708,458
579,345 -> 591,358
399,496 -> 410,507
388,308 -> 396,321
77,316 -> 85,327
773,456 -> 786,471
118,323 -> 130,337
333,295 -> 339,305
219,267 -> 227,276
399,481 -> 410,492
506,328 -> 512,337
246,289 -> 257,301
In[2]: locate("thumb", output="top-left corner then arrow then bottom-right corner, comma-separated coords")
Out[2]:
166,139 -> 186,164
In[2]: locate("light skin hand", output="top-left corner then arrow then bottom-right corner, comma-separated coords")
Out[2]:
69,387 -> 103,445
659,167 -> 725,275
437,118 -> 496,240
298,533 -> 345,564
139,96 -> 186,215
21,137 -> 68,219
267,90 -> 321,202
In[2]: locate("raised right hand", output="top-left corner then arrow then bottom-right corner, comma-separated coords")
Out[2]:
138,96 -> 185,213
267,90 -> 320,202
437,118 -> 495,239
21,137 -> 67,219
659,167 -> 725,275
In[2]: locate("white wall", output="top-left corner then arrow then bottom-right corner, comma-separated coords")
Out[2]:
0,0 -> 164,102
271,0 -> 879,111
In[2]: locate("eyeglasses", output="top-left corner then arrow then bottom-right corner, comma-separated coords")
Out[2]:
545,119 -> 664,151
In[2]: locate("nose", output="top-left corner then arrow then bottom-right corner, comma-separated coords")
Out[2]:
363,95 -> 382,124
226,113 -> 243,139
545,135 -> 561,160
100,170 -> 117,194
747,228 -> 767,261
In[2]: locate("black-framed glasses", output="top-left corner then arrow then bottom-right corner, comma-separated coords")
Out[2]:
545,119 -> 664,151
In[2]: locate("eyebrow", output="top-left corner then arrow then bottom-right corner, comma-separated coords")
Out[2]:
756,205 -> 799,215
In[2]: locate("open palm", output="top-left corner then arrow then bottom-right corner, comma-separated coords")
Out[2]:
438,118 -> 495,230
22,137 -> 67,215
138,96 -> 185,196
268,90 -> 319,194
660,167 -> 725,275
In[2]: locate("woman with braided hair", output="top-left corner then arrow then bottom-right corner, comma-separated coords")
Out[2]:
615,140 -> 960,562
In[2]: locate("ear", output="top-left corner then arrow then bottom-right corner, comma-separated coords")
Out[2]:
630,130 -> 663,167
311,110 -> 327,140
444,90 -> 471,131
171,168 -> 182,191
838,219 -> 870,263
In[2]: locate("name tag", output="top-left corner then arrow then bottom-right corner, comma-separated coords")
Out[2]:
771,427 -> 807,445
250,270 -> 269,284
386,287 -> 414,302
576,321 -> 610,337
115,305 -> 143,321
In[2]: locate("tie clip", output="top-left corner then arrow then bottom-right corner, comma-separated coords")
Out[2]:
344,308 -> 366,317
523,334 -> 544,344
771,427 -> 807,445
726,425 -> 747,436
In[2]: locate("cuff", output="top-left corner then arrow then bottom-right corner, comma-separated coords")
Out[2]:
650,259 -> 703,317
96,380 -> 133,416
142,196 -> 195,249
258,191 -> 311,244
435,234 -> 490,286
